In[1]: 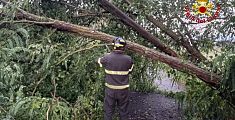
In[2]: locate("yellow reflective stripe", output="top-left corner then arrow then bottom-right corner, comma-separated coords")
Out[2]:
114,43 -> 124,47
119,39 -> 125,42
129,64 -> 134,72
105,83 -> 129,89
105,69 -> 129,75
98,58 -> 102,67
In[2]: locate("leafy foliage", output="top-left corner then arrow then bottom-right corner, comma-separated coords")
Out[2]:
184,79 -> 235,120
182,51 -> 235,120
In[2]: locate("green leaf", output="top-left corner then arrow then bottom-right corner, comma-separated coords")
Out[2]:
17,28 -> 29,39
12,98 -> 31,115
12,35 -> 20,47
7,39 -> 14,48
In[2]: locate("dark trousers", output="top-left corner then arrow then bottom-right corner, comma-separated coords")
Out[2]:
104,87 -> 129,120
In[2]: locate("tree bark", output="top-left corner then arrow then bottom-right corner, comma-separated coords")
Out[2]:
98,0 -> 178,57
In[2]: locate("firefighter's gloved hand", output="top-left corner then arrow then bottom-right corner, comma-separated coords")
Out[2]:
128,64 -> 134,73
98,57 -> 103,67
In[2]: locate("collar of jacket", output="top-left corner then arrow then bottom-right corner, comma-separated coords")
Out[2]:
112,50 -> 124,54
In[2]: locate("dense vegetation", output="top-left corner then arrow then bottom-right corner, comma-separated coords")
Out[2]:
0,0 -> 235,120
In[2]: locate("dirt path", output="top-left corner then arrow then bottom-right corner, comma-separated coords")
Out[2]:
128,92 -> 182,120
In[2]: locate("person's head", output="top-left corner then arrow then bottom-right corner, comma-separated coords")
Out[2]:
113,37 -> 126,51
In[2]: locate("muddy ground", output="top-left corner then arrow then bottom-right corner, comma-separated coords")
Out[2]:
128,92 -> 183,120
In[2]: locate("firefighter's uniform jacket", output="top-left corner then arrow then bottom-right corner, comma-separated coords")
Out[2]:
98,50 -> 133,120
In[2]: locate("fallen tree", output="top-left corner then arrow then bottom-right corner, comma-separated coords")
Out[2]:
0,0 -> 220,88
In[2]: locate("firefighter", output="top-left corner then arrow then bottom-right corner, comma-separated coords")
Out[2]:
98,37 -> 134,120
